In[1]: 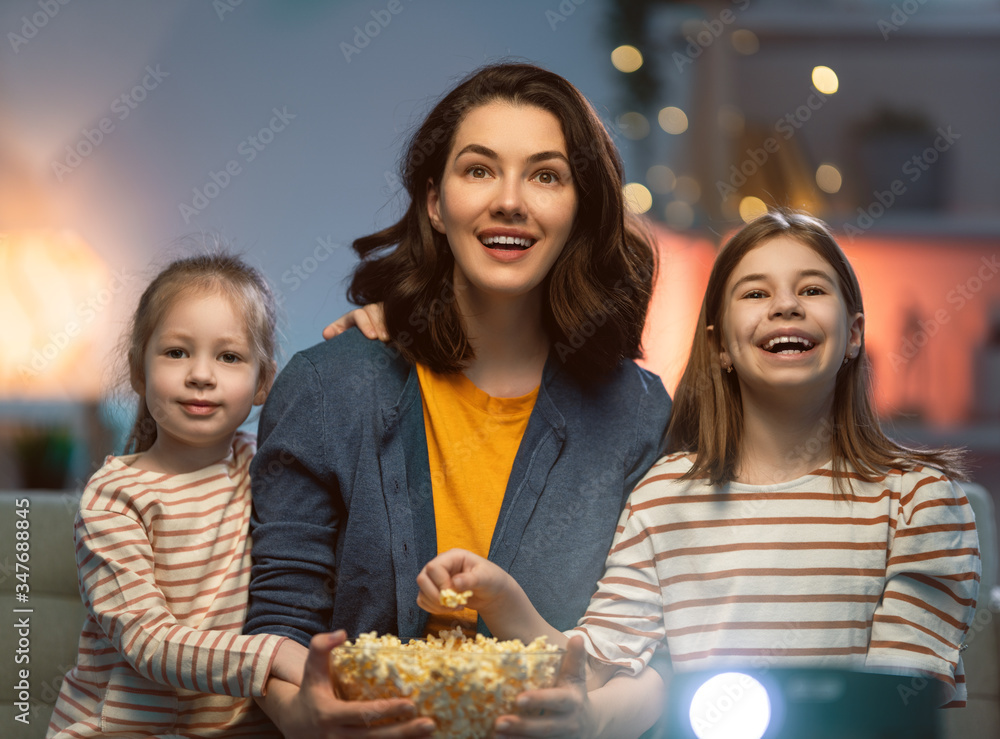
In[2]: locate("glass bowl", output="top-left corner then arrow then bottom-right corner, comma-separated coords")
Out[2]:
329,634 -> 565,739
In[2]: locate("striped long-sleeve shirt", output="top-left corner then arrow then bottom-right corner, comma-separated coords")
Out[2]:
569,453 -> 981,707
47,433 -> 286,738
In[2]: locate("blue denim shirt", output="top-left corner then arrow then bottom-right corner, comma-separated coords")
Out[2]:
245,329 -> 670,645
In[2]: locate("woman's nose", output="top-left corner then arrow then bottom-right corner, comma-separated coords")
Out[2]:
491,177 -> 526,219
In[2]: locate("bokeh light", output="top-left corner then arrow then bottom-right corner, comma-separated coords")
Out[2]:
812,65 -> 839,94
815,163 -> 843,194
647,164 -> 676,194
665,200 -> 695,229
739,196 -> 769,222
658,106 -> 689,135
731,29 -> 759,55
611,45 -> 644,73
623,183 -> 653,214
674,175 -> 702,204
618,111 -> 650,140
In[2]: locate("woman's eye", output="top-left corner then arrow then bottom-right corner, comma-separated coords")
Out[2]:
468,166 -> 489,179
535,171 -> 559,184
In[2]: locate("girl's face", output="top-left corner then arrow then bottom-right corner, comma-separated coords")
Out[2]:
717,235 -> 864,403
140,290 -> 266,460
427,101 -> 578,305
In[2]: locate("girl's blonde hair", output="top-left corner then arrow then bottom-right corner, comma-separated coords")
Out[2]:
123,253 -> 277,454
667,209 -> 965,487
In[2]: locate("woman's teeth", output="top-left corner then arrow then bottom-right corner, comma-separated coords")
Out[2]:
480,235 -> 534,249
762,336 -> 815,354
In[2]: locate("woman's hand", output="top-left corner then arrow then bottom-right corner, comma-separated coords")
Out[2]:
494,636 -> 593,738
323,303 -> 388,342
416,548 -> 513,618
269,631 -> 435,738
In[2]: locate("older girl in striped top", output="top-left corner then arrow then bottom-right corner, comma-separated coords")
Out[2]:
418,210 -> 980,722
48,255 -> 311,738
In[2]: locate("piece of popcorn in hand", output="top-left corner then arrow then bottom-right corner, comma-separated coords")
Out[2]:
440,588 -> 473,608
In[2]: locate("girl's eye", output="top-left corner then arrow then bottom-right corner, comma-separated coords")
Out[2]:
165,349 -> 186,359
743,289 -> 767,299
220,353 -> 241,364
802,286 -> 825,296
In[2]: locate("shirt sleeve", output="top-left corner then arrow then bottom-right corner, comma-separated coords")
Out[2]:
865,469 -> 981,707
245,351 -> 342,645
75,509 -> 286,698
567,498 -> 666,675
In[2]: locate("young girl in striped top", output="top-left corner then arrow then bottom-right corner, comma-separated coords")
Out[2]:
48,255 -> 303,738
417,210 -> 981,722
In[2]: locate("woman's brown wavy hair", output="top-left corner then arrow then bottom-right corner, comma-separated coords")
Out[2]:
348,62 -> 656,382
666,209 -> 965,487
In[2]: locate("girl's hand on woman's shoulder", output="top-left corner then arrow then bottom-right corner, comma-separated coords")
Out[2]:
323,303 -> 388,342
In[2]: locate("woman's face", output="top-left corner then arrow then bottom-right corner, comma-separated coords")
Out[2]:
427,101 -> 578,305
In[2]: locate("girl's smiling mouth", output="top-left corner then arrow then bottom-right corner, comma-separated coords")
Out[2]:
759,334 -> 816,354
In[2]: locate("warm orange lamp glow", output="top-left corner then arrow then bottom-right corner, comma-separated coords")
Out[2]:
1,229 -> 110,400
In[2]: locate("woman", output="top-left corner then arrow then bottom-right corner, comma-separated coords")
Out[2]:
246,62 -> 671,737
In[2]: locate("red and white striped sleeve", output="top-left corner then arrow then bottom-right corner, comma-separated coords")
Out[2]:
865,467 -> 981,707
75,507 -> 286,698
568,498 -> 667,675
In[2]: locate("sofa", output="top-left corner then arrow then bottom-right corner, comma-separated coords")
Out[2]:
1,485 -> 997,739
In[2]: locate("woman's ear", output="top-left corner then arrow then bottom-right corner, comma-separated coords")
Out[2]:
426,178 -> 446,234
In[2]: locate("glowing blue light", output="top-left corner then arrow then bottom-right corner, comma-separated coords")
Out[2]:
689,672 -> 771,739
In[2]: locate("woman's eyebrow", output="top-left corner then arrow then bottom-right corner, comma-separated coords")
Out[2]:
454,144 -> 569,166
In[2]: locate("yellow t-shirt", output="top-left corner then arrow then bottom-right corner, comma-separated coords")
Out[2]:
416,363 -> 538,636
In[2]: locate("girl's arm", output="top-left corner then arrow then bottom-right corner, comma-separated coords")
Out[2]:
866,470 -> 981,706
322,302 -> 387,341
75,509 -> 285,698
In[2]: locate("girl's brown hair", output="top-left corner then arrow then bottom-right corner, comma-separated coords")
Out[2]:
667,209 -> 965,486
123,253 -> 278,454
348,62 -> 656,382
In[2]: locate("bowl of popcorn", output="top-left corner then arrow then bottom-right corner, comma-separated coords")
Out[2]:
329,629 -> 565,738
